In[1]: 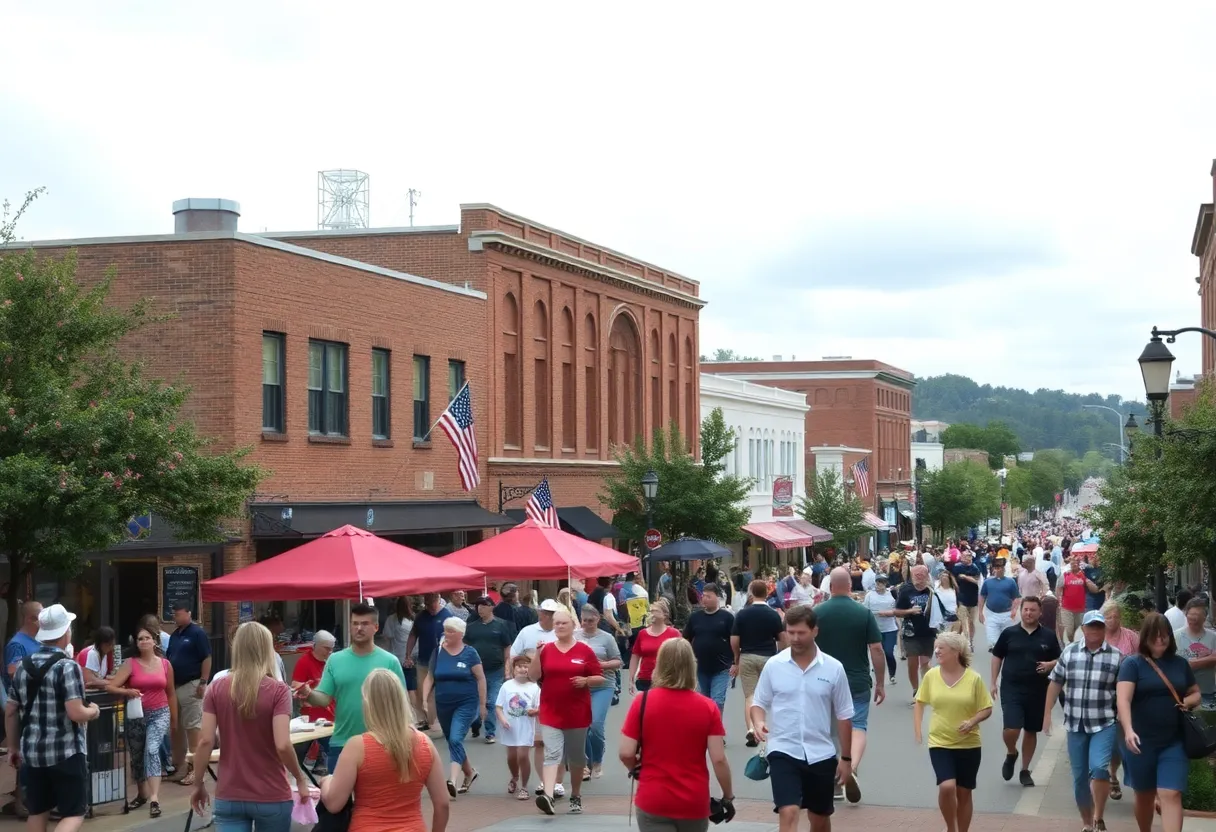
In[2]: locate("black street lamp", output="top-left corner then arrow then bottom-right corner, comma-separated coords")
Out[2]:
1138,332 -> 1177,612
997,468 -> 1007,540
641,469 -> 660,598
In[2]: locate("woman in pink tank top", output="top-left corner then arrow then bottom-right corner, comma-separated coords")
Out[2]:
109,625 -> 177,818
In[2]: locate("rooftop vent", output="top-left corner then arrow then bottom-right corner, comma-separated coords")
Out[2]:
173,198 -> 240,234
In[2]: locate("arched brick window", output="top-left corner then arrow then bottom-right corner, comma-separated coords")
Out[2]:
608,313 -> 643,447
584,313 -> 599,452
502,292 -> 521,447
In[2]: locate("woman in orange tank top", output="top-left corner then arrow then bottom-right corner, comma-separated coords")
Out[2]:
320,668 -> 450,832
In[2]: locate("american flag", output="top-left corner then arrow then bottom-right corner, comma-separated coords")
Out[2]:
525,477 -> 559,528
436,383 -> 480,491
852,457 -> 871,498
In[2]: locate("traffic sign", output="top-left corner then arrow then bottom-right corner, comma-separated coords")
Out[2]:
644,529 -> 662,550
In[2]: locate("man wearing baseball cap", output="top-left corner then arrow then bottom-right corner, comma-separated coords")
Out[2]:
1045,609 -> 1121,832
4,604 -> 99,827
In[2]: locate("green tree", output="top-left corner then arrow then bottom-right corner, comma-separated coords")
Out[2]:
1004,465 -> 1033,510
919,460 -> 1000,539
702,348 -> 760,362
0,191 -> 264,634
940,421 -> 1021,469
599,407 -> 752,622
796,467 -> 869,551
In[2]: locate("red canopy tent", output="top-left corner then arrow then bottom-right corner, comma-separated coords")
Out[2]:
443,518 -> 640,581
202,525 -> 487,602
1071,543 -> 1099,555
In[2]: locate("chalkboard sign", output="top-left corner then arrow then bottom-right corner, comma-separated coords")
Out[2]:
161,565 -> 200,622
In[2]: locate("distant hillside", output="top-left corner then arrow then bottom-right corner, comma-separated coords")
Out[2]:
913,374 -> 1148,456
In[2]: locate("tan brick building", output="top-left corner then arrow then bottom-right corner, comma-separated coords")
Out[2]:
15,200 -> 702,645
705,358 -> 916,543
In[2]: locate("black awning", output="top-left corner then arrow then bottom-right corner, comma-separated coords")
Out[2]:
250,501 -> 516,538
503,506 -> 622,541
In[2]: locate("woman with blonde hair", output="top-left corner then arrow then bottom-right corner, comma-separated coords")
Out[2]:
914,631 -> 993,832
628,599 -> 681,694
620,639 -> 734,832
557,587 -> 578,619
320,668 -> 450,832
191,622 -> 308,832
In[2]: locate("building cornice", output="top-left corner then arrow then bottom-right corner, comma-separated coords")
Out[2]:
1192,203 -> 1213,258
461,203 -> 700,288
468,231 -> 706,310
711,369 -> 916,389
488,457 -> 622,467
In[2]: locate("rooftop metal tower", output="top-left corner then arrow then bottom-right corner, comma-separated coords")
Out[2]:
317,170 -> 370,230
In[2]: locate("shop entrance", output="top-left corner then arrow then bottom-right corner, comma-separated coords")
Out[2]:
111,560 -> 158,644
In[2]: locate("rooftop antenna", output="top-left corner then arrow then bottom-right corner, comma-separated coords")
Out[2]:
407,188 -> 422,227
318,170 -> 370,230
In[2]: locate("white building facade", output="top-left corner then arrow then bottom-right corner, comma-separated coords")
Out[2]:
700,373 -> 809,524
911,440 -> 944,474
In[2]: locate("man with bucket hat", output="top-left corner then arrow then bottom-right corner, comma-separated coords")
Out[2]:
4,604 -> 99,829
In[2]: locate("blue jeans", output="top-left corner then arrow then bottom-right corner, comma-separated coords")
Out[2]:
584,685 -> 615,764
697,667 -> 731,714
214,798 -> 293,832
473,674 -> 505,739
879,631 -> 898,678
1067,723 -> 1116,808
437,699 -> 478,765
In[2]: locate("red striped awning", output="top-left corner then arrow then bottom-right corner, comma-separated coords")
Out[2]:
862,512 -> 892,531
742,519 -> 834,549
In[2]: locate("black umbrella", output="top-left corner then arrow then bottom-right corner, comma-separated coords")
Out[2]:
648,538 -> 733,562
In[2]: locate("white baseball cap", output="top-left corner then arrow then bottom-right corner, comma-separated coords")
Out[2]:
36,604 -> 76,642
539,599 -> 560,613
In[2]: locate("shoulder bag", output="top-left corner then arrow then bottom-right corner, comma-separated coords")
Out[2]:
934,592 -> 958,624
1144,656 -> 1216,759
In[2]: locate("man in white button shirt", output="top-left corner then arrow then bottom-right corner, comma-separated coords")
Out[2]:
511,599 -> 560,657
751,604 -> 854,832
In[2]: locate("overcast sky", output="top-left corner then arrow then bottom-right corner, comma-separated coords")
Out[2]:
3,2 -> 1214,400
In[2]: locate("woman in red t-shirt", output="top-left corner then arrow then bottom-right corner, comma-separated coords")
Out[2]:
1058,557 -> 1089,642
620,638 -> 734,827
529,610 -> 602,816
628,599 -> 681,694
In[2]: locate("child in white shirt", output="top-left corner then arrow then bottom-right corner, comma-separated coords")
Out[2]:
495,655 -> 541,800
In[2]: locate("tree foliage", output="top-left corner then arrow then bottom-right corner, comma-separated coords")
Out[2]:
796,467 -> 870,550
600,408 -> 752,621
700,348 -> 761,362
914,373 -> 1147,456
0,191 -> 265,633
919,460 -> 1000,539
940,420 -> 1021,468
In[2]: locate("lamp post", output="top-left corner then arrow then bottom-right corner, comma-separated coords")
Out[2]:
1124,413 -> 1139,454
641,469 -> 660,599
1082,404 -> 1128,463
1138,332 -> 1177,612
997,468 -> 1007,540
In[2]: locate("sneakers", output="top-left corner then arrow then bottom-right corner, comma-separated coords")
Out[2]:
517,788 -> 530,800
536,793 -> 555,816
484,736 -> 496,744
1019,770 -> 1035,788
555,784 -> 566,799
471,723 -> 481,738
1095,820 -> 1107,832
844,771 -> 861,804
568,796 -> 583,814
1001,753 -> 1018,781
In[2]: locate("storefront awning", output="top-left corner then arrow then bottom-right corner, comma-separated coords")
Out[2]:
742,519 -> 833,549
862,512 -> 892,532
250,501 -> 516,538
896,500 -> 916,520
504,507 -> 622,540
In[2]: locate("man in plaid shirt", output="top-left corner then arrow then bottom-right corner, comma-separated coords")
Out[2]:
1045,609 -> 1122,832
3,604 -> 99,828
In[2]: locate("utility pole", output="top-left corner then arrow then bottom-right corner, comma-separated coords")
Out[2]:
407,188 -> 422,227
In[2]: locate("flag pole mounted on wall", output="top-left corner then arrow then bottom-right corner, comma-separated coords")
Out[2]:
435,382 -> 481,492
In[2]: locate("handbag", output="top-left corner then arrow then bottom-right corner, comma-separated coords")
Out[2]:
934,592 -> 958,625
306,761 -> 352,832
1144,656 -> 1216,759
744,746 -> 770,781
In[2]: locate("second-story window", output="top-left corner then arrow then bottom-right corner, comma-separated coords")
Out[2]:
413,355 -> 430,441
262,332 -> 285,432
448,359 -> 465,403
372,348 -> 391,440
308,340 -> 348,437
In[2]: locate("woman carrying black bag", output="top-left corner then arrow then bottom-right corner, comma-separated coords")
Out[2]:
1116,613 -> 1202,832
618,639 -> 735,832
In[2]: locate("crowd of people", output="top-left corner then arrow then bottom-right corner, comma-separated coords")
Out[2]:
3,501 -> 1215,832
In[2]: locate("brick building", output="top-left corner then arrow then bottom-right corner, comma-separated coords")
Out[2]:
15,200 -> 702,646
705,358 -> 916,544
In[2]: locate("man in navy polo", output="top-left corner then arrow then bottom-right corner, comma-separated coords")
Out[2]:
166,601 -> 211,784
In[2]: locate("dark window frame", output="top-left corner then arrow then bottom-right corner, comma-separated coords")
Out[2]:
308,339 -> 349,437
262,332 -> 286,433
413,355 -> 431,441
448,359 -> 466,404
372,348 -> 391,440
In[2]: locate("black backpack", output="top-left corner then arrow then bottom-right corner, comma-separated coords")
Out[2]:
19,652 -> 68,718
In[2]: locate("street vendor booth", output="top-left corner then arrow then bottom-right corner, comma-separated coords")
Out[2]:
202,524 -> 486,678
740,518 -> 833,573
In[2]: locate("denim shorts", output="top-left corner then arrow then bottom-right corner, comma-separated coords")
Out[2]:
851,692 -> 870,732
1120,738 -> 1188,792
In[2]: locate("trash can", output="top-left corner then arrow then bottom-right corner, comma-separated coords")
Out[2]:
85,692 -> 128,815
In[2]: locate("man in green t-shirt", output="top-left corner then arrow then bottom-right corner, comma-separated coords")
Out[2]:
812,567 -> 885,805
297,602 -> 407,768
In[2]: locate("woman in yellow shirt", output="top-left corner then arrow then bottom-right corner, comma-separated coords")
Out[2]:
914,631 -> 993,832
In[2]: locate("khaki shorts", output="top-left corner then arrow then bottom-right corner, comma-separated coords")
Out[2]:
176,683 -> 204,731
739,653 -> 769,698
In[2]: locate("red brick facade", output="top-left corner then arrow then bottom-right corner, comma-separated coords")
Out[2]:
704,359 -> 915,509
